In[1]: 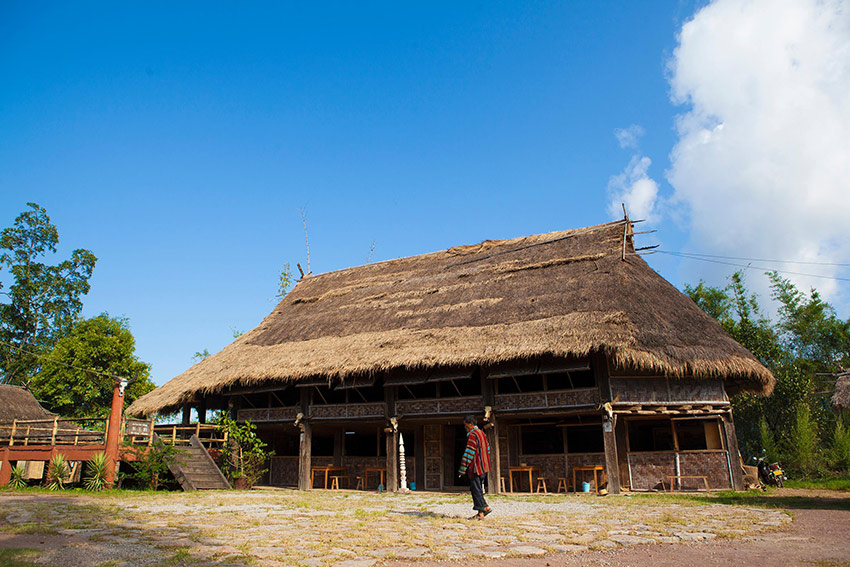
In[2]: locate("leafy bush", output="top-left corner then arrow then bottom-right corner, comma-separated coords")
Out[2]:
785,404 -> 820,478
123,439 -> 184,490
45,454 -> 69,490
216,415 -> 273,488
830,417 -> 850,473
8,464 -> 27,489
84,452 -> 110,491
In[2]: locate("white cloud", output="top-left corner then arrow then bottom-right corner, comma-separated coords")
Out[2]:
608,155 -> 660,222
615,125 -> 645,150
667,0 -> 850,307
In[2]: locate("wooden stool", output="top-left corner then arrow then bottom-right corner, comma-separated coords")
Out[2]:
354,476 -> 364,490
330,476 -> 344,490
557,477 -> 568,493
500,477 -> 506,492
535,477 -> 548,493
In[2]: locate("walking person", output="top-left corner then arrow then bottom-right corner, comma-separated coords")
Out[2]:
458,415 -> 493,520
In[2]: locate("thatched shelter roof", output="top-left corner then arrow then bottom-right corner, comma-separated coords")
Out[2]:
0,384 -> 57,423
833,371 -> 850,409
128,220 -> 774,417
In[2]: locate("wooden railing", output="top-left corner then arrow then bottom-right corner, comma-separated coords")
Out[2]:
151,423 -> 227,449
0,417 -> 107,446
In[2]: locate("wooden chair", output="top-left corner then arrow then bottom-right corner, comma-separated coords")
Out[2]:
354,475 -> 364,490
556,477 -> 569,493
535,477 -> 549,493
500,477 -> 506,492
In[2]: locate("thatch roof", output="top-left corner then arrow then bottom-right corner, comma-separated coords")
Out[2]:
833,372 -> 850,409
128,220 -> 774,417
0,384 -> 57,423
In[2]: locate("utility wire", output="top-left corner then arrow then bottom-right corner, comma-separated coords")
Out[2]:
0,339 -> 125,382
653,250 -> 850,283
658,250 -> 850,267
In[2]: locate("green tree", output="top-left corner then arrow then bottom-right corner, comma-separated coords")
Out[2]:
30,314 -> 155,417
0,203 -> 96,385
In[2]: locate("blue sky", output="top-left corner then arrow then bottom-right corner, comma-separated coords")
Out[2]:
2,1 -> 849,386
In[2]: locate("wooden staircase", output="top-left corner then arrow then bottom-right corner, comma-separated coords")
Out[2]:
166,434 -> 231,491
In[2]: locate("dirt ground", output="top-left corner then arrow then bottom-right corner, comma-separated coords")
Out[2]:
386,489 -> 850,567
0,488 -> 847,567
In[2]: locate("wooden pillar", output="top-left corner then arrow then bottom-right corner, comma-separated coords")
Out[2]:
721,412 -> 745,491
298,387 -> 312,490
602,419 -> 621,494
181,405 -> 191,426
481,367 -> 500,494
298,421 -> 312,490
384,384 -> 398,491
594,352 -> 620,494
386,428 -> 398,492
415,424 -> 425,489
198,400 -> 207,424
104,378 -> 126,487
0,448 -> 11,486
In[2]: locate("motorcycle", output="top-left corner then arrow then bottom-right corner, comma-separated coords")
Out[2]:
752,454 -> 787,488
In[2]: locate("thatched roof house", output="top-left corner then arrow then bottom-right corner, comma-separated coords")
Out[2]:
0,385 -> 58,424
833,371 -> 850,409
129,220 -> 772,417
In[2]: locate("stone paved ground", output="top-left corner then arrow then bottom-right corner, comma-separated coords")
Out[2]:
0,488 -> 790,567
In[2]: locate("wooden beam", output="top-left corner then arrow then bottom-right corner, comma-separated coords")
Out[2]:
602,419 -> 620,494
298,387 -> 312,491
721,413 -> 745,491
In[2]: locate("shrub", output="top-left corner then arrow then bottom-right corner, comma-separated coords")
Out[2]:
785,404 -> 820,478
123,439 -> 184,490
84,452 -> 110,491
216,415 -> 273,489
830,417 -> 850,473
8,464 -> 27,489
45,454 -> 69,490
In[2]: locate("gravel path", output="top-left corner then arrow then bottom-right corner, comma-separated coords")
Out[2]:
0,488 -> 794,567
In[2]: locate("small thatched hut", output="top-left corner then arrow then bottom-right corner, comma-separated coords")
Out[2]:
129,219 -> 773,493
0,385 -> 57,424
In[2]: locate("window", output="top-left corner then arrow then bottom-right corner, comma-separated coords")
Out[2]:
565,425 -> 604,453
439,377 -> 481,398
521,425 -> 564,454
344,431 -> 386,457
398,382 -> 437,400
675,419 -> 723,451
628,420 -> 674,452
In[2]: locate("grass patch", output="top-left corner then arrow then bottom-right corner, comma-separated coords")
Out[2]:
786,478 -> 850,492
0,549 -> 41,567
675,491 -> 850,511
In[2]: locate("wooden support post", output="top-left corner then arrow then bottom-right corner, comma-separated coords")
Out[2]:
298,421 -> 312,491
51,417 -> 58,445
148,418 -> 155,446
9,420 -> 16,446
0,449 -> 11,486
386,428 -> 398,492
384,383 -> 398,492
721,413 -> 745,491
615,418 -> 630,490
182,405 -> 191,426
415,424 -> 425,490
171,425 -> 177,445
104,378 -> 126,487
298,387 -> 312,491
198,399 -> 207,424
481,367 -> 500,494
333,430 -> 344,467
602,420 -> 620,494
487,417 -> 501,494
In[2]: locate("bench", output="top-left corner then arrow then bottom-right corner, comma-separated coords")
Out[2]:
663,475 -> 709,492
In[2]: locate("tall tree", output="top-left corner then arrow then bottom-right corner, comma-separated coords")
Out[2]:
30,314 -> 155,418
0,203 -> 96,385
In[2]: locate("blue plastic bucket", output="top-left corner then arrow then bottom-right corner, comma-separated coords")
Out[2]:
581,481 -> 591,493
409,482 -> 417,491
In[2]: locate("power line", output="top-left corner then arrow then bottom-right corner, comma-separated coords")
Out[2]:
0,339 -> 124,382
650,250 -> 850,282
659,250 -> 850,267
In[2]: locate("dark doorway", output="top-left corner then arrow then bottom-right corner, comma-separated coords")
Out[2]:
451,424 -> 470,487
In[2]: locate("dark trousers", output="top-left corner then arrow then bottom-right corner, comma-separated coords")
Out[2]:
469,473 -> 489,512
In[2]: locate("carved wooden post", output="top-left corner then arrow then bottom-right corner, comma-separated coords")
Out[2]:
385,384 -> 398,492
104,377 -> 127,486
